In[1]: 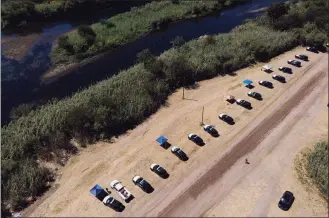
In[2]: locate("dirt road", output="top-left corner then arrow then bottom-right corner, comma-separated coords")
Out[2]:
27,47 -> 328,217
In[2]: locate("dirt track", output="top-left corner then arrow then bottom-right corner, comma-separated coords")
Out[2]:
26,47 -> 328,217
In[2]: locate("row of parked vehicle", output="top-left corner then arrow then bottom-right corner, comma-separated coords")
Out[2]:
91,47 -> 315,212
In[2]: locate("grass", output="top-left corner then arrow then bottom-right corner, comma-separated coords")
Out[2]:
2,0 -> 328,211
295,141 -> 328,201
51,0 -> 245,63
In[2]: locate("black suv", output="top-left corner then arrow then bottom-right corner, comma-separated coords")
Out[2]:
295,54 -> 308,61
278,67 -> 292,73
132,176 -> 154,193
306,47 -> 318,53
247,91 -> 262,100
219,113 -> 234,124
150,164 -> 169,178
287,60 -> 301,67
171,146 -> 188,161
236,99 -> 252,109
258,80 -> 273,88
272,75 -> 286,83
278,191 -> 294,211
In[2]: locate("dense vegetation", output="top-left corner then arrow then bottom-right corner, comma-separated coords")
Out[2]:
51,0 -> 245,64
1,0 -> 328,211
306,141 -> 328,200
1,0 -> 139,29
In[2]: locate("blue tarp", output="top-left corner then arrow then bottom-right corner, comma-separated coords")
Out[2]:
156,136 -> 168,145
90,184 -> 104,197
243,79 -> 253,85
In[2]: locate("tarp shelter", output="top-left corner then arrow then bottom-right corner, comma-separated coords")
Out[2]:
262,65 -> 272,71
156,136 -> 170,149
156,136 -> 168,145
90,184 -> 108,201
243,79 -> 253,85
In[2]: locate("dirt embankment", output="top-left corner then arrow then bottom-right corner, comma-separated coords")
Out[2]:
25,47 -> 328,217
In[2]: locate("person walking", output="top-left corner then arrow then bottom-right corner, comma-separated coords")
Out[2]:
245,158 -> 249,164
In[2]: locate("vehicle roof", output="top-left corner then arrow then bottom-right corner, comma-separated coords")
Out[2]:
110,180 -> 120,188
114,183 -> 124,190
133,176 -> 141,181
151,163 -> 158,168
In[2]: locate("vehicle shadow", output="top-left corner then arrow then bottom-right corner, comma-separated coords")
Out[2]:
109,204 -> 125,212
160,142 -> 171,150
242,106 -> 253,110
125,195 -> 135,203
160,173 -> 170,179
226,121 -> 235,125
264,69 -> 273,73
209,132 -> 220,138
284,71 -> 293,74
145,185 -> 154,194
246,84 -> 254,89
195,141 -> 205,146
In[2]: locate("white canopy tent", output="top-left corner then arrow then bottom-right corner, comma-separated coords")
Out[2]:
262,65 -> 272,71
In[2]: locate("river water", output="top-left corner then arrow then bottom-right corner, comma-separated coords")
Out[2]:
1,0 -> 286,124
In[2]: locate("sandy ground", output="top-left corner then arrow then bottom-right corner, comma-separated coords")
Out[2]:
26,47 -> 328,217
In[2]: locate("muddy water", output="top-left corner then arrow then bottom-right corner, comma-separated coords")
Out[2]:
1,0 -> 286,124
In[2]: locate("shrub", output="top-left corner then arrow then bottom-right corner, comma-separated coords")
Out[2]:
57,35 -> 74,53
170,36 -> 185,48
307,141 -> 328,200
266,2 -> 288,20
10,103 -> 36,120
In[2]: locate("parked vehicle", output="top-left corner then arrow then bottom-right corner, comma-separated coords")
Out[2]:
278,191 -> 294,211
110,180 -> 133,202
188,133 -> 205,146
287,60 -> 301,67
236,99 -> 252,108
219,113 -> 234,124
278,67 -> 292,73
306,47 -> 318,53
171,146 -> 188,161
295,54 -> 308,61
132,176 -> 154,193
258,80 -> 273,88
272,74 -> 286,83
203,125 -> 219,137
150,164 -> 169,178
103,196 -> 125,211
247,91 -> 262,100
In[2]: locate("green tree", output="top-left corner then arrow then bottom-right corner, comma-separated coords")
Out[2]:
267,2 -> 288,20
171,36 -> 185,48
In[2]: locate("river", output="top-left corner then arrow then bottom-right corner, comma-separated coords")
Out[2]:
1,0 -> 286,124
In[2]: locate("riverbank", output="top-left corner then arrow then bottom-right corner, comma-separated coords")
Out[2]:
51,0 -> 245,64
2,0 -> 328,212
